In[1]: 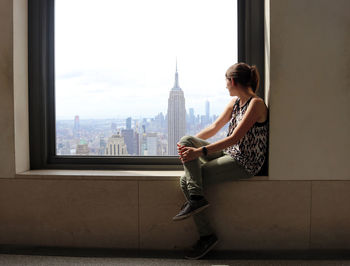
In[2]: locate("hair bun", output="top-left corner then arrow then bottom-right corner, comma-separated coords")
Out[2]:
250,66 -> 254,78
226,62 -> 260,93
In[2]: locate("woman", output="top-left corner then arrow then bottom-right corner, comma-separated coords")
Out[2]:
173,62 -> 269,260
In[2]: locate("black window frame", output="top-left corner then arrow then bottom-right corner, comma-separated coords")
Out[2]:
28,0 -> 266,173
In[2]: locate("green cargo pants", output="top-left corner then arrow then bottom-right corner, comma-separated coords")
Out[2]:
178,135 -> 253,237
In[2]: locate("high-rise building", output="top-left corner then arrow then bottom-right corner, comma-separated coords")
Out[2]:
200,115 -> 207,127
189,108 -> 195,123
99,136 -> 106,155
76,140 -> 89,155
147,133 -> 158,156
154,112 -> 166,133
122,129 -> 137,155
62,141 -> 71,155
205,100 -> 210,124
105,133 -> 128,156
187,107 -> 196,134
126,117 -> 132,130
158,136 -> 168,156
134,131 -> 140,155
139,131 -> 148,156
167,61 -> 186,155
73,115 -> 80,139
134,121 -> 140,156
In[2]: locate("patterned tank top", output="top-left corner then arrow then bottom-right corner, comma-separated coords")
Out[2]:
224,96 -> 268,175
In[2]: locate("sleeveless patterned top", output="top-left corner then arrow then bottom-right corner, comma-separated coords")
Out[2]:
224,97 -> 268,175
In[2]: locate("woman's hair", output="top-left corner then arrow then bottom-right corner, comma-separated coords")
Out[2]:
226,62 -> 260,93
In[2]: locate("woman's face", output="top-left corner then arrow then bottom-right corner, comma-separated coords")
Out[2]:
226,75 -> 236,96
225,66 -> 237,96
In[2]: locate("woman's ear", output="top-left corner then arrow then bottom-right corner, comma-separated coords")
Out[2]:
231,79 -> 235,87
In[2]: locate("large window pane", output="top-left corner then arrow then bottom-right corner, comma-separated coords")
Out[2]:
55,0 -> 237,156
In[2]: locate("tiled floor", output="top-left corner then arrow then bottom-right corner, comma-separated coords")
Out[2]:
1,247 -> 350,266
1,254 -> 350,266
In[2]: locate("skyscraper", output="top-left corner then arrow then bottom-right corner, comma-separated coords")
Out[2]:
126,117 -> 132,130
76,140 -> 89,155
122,129 -> 137,155
99,136 -> 106,155
167,61 -> 186,155
146,132 -> 158,156
205,100 -> 210,124
105,133 -> 128,156
189,108 -> 195,124
73,115 -> 80,139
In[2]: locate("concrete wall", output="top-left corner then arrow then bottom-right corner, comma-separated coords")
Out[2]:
13,0 -> 29,174
269,0 -> 350,180
0,0 -> 15,178
0,0 -> 349,251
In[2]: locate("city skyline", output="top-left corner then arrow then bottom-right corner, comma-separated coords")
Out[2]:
56,111 -> 226,156
56,65 -> 224,156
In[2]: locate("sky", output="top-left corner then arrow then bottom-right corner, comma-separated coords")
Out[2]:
55,0 -> 237,120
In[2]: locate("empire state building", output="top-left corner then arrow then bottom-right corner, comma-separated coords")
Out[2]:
167,62 -> 186,155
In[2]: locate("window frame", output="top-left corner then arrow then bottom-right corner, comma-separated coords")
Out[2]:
28,0 -> 266,172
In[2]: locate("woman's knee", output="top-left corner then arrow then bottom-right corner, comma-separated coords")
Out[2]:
178,135 -> 195,146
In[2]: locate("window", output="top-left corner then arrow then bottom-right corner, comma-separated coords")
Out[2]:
55,0 -> 237,158
29,0 -> 266,172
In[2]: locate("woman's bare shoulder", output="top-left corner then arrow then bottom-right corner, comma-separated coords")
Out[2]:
251,96 -> 268,122
251,96 -> 267,107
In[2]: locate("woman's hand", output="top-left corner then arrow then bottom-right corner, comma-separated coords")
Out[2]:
177,144 -> 201,163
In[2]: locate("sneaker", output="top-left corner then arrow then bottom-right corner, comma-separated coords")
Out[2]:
172,198 -> 209,221
185,234 -> 218,260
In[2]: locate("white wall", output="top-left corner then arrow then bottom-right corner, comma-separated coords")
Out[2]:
269,0 -> 350,180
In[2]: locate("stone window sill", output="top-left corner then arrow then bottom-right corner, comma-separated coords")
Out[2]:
15,170 -> 268,181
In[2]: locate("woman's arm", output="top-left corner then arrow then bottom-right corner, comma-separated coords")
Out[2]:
195,97 -> 237,140
179,98 -> 265,162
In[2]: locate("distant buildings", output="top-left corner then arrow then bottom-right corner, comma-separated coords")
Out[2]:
205,100 -> 210,125
146,132 -> 158,155
98,136 -> 106,155
56,62 -> 226,157
189,108 -> 195,124
122,128 -> 139,155
76,140 -> 89,155
73,115 -> 80,139
139,127 -> 158,156
126,117 -> 132,130
105,133 -> 128,155
167,62 -> 186,155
